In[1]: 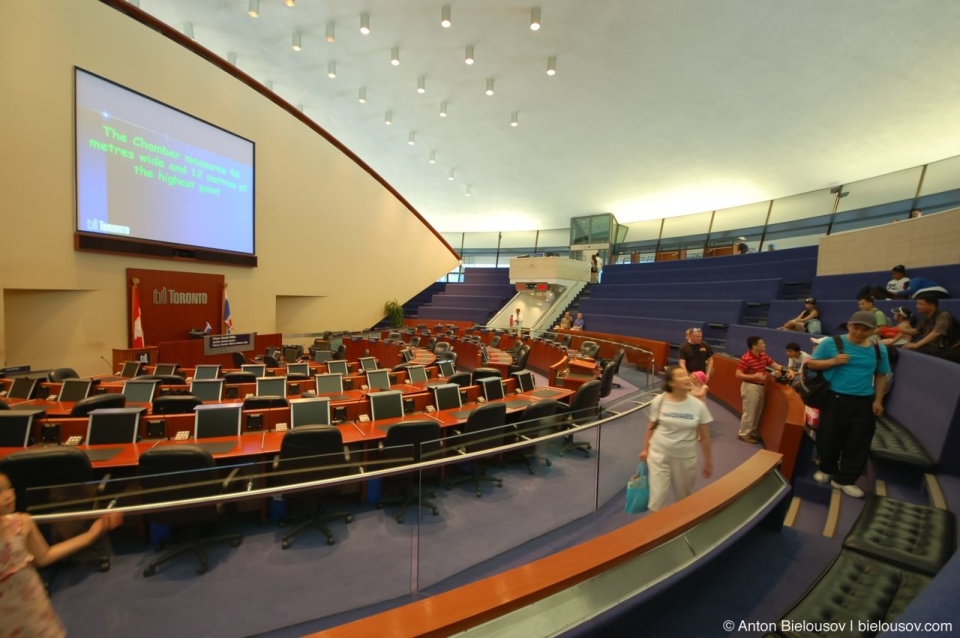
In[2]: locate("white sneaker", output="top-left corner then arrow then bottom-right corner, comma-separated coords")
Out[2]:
831,481 -> 864,498
813,471 -> 831,484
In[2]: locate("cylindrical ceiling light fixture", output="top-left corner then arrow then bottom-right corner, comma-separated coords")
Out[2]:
441,5 -> 451,28
408,132 -> 416,145
358,88 -> 367,103
325,22 -> 335,43
285,0 -> 295,7
547,55 -> 557,75
291,32 -> 302,51
390,46 -> 400,66
327,61 -> 337,78
465,185 -> 472,196
511,111 -> 519,127
530,7 -> 541,30
439,101 -> 448,117
385,110 -> 393,125
417,76 -> 426,94
448,169 -> 456,181
429,151 -> 437,164
465,45 -> 475,65
360,12 -> 370,35
485,78 -> 495,96
248,0 -> 259,18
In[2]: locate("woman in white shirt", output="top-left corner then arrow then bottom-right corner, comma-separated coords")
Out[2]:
639,367 -> 714,511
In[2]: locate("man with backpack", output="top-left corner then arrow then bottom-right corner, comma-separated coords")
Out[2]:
807,311 -> 891,498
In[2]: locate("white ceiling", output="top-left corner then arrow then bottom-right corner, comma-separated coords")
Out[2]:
133,0 -> 960,233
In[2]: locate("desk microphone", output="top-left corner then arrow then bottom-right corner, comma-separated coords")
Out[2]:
99,356 -> 114,372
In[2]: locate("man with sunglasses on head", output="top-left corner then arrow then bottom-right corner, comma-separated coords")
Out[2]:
678,327 -> 714,382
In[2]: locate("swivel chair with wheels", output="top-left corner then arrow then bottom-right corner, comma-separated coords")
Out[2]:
471,368 -> 502,384
231,352 -> 247,368
578,341 -> 600,359
408,336 -> 421,348
138,445 -> 242,575
70,393 -> 126,417
598,361 -> 617,401
559,380 -> 602,457
242,395 -> 289,410
445,402 -> 508,497
272,426 -> 353,547
507,399 -> 561,473
508,344 -> 531,375
489,335 -> 501,348
446,372 -> 472,388
151,395 -> 202,415
48,368 -> 80,382
263,354 -> 281,369
376,420 -> 443,523
222,371 -> 258,385
598,348 -> 626,389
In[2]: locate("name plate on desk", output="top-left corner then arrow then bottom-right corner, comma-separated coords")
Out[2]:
203,332 -> 256,356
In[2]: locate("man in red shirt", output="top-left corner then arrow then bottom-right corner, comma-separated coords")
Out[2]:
735,336 -> 792,443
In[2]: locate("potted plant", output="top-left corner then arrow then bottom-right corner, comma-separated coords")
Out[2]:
384,299 -> 404,328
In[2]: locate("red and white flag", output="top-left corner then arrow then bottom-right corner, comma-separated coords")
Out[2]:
132,282 -> 145,348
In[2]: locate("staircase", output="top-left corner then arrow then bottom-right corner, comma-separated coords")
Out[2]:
417,268 -> 516,324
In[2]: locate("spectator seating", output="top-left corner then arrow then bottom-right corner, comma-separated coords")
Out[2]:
589,278 -> 783,302
584,315 -> 707,346
604,246 -> 818,274
766,299 -> 960,335
578,299 -> 745,327
601,257 -> 816,286
416,268 -> 516,325
810,264 -> 960,300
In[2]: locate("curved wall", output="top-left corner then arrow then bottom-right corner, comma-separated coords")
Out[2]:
0,0 -> 459,374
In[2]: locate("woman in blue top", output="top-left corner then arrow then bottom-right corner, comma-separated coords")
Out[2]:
807,311 -> 891,498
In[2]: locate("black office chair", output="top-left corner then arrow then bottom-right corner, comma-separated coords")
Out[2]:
376,420 -> 443,524
231,352 -> 247,368
138,374 -> 188,386
559,380 -> 602,457
138,445 -> 242,575
445,402 -> 508,497
489,335 -> 501,348
508,399 -> 562,473
508,344 -> 531,375
0,399 -> 8,410
0,446 -> 112,573
425,337 -> 437,351
599,348 -> 626,389
579,341 -> 600,359
509,341 -> 524,356
242,395 -> 288,410
446,372 -> 472,388
272,426 -> 353,547
558,334 -> 572,349
151,395 -> 203,415
48,367 -> 80,382
332,344 -> 347,360
70,393 -> 126,417
222,371 -> 258,385
263,355 -> 281,368
433,341 -> 451,356
471,368 -> 502,384
408,336 -> 421,348
598,361 -> 616,401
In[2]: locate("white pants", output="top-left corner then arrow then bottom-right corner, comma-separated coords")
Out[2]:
647,448 -> 698,512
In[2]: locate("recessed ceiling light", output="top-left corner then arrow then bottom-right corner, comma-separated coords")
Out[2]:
285,0 -> 295,7
511,111 -> 519,127
360,12 -> 370,35
247,0 -> 259,18
547,56 -> 557,76
441,5 -> 451,28
358,88 -> 367,103
291,32 -> 302,51
325,22 -> 335,43
390,46 -> 400,66
530,7 -> 541,31
448,169 -> 455,181
385,110 -> 392,125
466,185 -> 472,196
485,78 -> 494,96
439,101 -> 448,117
429,151 -> 437,164
327,61 -> 337,79
408,132 -> 416,145
465,45 -> 475,65
417,76 -> 426,94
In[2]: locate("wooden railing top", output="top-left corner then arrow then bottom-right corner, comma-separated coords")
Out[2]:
314,449 -> 782,638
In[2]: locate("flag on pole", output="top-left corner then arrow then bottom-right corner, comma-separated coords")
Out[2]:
224,293 -> 234,334
204,321 -> 213,334
132,281 -> 145,348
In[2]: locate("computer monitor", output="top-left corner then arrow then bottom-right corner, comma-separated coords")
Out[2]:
432,383 -> 462,411
480,377 -> 506,402
58,378 -> 93,402
119,361 -> 142,378
255,376 -> 287,397
369,390 -> 404,421
190,379 -> 224,402
194,404 -> 242,439
312,349 -> 333,363
86,407 -> 142,445
314,374 -> 344,395
0,411 -> 42,447
326,360 -> 349,375
406,365 -> 428,384
437,360 -> 456,378
122,380 -> 159,404
193,365 -> 221,380
285,363 -> 310,377
6,377 -> 38,400
290,397 -> 331,427
153,363 -> 178,377
480,346 -> 490,365
241,364 -> 266,378
512,370 -> 535,393
365,369 -> 391,392
358,357 -> 378,372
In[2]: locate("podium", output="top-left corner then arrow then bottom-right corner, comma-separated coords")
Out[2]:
112,346 -> 159,369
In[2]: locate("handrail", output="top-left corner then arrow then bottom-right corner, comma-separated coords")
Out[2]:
315,450 -> 784,637
28,397 -> 655,524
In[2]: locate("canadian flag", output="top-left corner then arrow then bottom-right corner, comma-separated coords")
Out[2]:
132,282 -> 145,348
